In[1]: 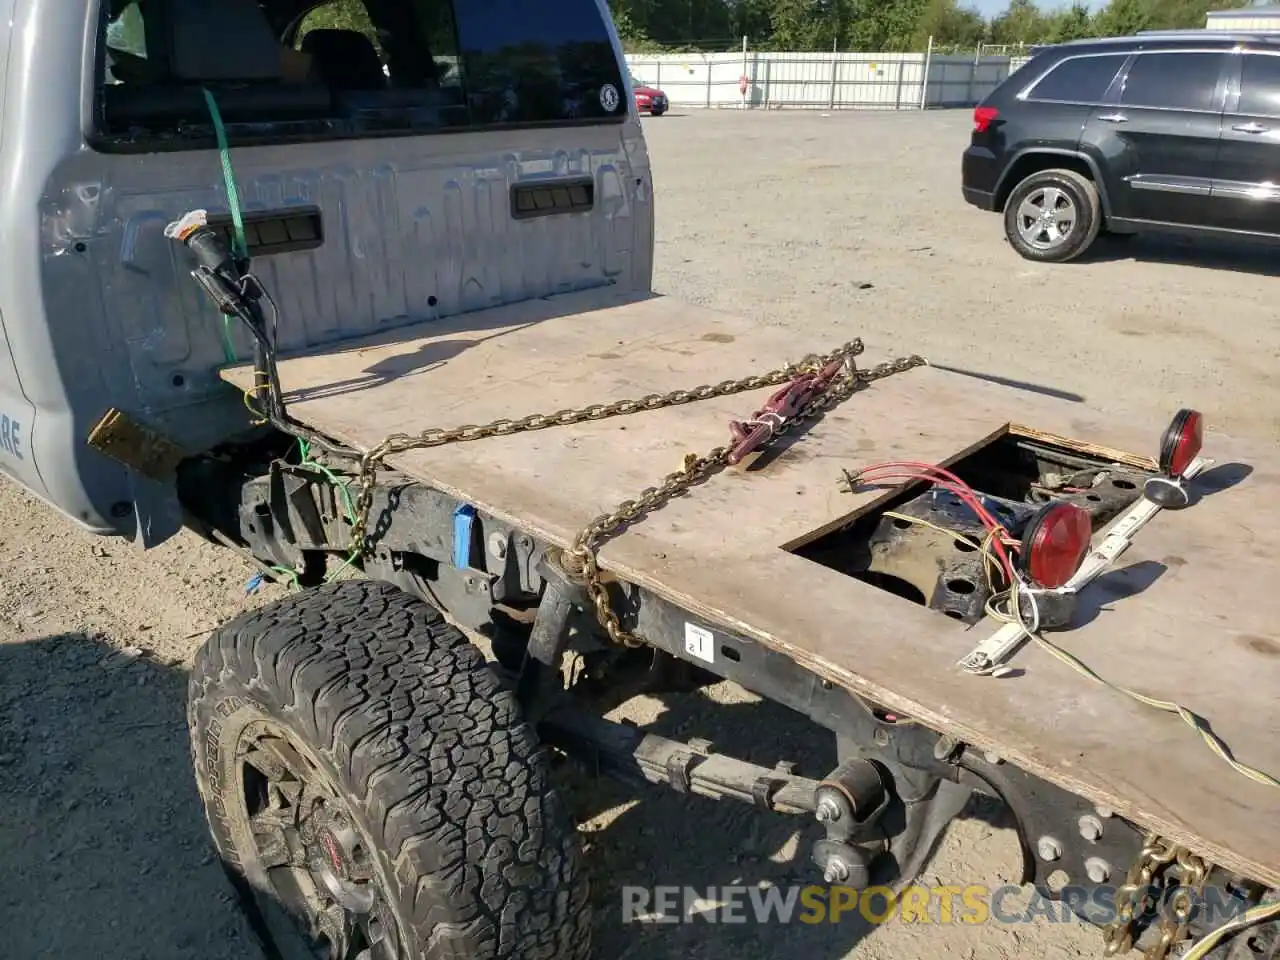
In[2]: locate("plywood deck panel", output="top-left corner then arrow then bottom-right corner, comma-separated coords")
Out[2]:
224,289 -> 1280,884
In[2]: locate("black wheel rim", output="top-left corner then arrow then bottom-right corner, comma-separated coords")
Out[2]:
235,721 -> 402,960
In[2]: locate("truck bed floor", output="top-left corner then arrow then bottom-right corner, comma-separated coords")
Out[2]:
223,288 -> 1280,884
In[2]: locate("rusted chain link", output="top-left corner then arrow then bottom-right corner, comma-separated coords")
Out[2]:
1147,847 -> 1209,960
349,340 -> 926,646
1105,833 -> 1180,956
1102,834 -> 1211,959
559,352 -> 926,647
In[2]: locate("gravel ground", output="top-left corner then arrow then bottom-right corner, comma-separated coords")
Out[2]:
3,108 -> 1278,960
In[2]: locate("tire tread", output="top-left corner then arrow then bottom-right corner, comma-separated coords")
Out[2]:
188,580 -> 590,960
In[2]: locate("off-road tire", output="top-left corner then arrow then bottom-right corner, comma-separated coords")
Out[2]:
188,579 -> 590,960
1003,168 -> 1102,264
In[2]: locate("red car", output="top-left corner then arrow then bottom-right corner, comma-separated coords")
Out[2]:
629,75 -> 668,116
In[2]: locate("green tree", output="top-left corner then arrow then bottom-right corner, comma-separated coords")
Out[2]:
423,0 -> 1273,54
1043,3 -> 1096,41
298,0 -> 376,41
988,0 -> 1046,45
1093,0 -> 1251,35
767,0 -> 847,49
914,0 -> 986,47
767,0 -> 819,47
1092,0 -> 1155,35
839,0 -> 933,50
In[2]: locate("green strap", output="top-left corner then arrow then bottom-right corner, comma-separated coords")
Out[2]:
202,89 -> 246,363
218,315 -> 237,364
202,88 -> 248,260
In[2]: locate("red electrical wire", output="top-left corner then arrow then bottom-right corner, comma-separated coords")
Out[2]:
864,483 -> 1017,580
847,460 -> 1020,579
850,460 -> 1006,531
863,475 -> 1018,579
852,460 -> 989,507
852,467 -> 1010,539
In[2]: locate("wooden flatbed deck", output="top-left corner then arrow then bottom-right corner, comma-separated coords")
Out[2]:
224,289 -> 1280,885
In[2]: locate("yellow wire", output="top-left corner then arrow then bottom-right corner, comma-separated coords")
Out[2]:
883,510 -> 982,551
242,369 -> 271,426
881,510 -> 1280,789
1182,899 -> 1280,960
1007,584 -> 1280,790
1023,627 -> 1280,789
874,505 -> 1279,960
880,510 -> 1008,597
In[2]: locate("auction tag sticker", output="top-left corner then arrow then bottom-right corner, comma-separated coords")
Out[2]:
684,623 -> 715,663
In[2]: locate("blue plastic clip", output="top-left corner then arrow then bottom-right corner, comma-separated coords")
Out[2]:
452,504 -> 476,569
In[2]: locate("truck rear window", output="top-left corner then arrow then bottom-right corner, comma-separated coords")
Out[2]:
93,0 -> 628,149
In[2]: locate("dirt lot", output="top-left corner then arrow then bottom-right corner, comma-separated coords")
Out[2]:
3,108 -> 1279,960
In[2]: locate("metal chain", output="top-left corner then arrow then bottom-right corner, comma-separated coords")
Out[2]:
560,352 -> 926,647
1103,833 -> 1211,960
1147,847 -> 1209,960
1105,833 -> 1180,956
348,340 -> 926,645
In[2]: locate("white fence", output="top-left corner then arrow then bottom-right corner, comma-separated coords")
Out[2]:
624,47 -> 1023,111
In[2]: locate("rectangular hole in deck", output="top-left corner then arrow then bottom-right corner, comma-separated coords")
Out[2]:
783,428 -> 1155,626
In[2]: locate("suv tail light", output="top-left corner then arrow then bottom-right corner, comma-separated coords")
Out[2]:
1019,502 -> 1092,589
973,105 -> 999,133
1158,409 -> 1204,478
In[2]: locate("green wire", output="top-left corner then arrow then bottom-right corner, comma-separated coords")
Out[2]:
305,461 -> 357,525
296,441 -> 357,524
268,565 -> 301,591
202,88 -> 248,260
219,323 -> 237,365
202,88 -> 247,364
324,551 -> 360,584
295,437 -> 362,583
200,96 -> 354,588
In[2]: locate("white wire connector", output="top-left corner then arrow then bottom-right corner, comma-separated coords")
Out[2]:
956,456 -> 1213,676
958,577 -> 1053,675
163,208 -> 209,243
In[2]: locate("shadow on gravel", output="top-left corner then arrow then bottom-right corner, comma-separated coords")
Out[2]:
0,633 -> 257,960
0,630 -> 1021,960
559,689 -> 1013,960
1086,232 -> 1280,276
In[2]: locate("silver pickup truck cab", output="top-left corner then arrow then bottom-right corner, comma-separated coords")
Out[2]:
0,0 -> 653,544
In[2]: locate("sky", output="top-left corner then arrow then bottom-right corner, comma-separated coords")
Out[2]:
969,0 -> 1106,18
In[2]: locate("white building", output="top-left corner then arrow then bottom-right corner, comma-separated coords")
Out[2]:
1206,5 -> 1280,31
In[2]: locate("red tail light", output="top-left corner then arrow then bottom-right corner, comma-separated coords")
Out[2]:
1019,502 -> 1092,589
1158,409 -> 1203,478
973,106 -> 999,133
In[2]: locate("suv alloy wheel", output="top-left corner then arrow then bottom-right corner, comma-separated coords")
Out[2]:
1003,168 -> 1102,263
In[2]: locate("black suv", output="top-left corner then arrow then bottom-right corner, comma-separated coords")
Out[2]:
963,32 -> 1280,262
